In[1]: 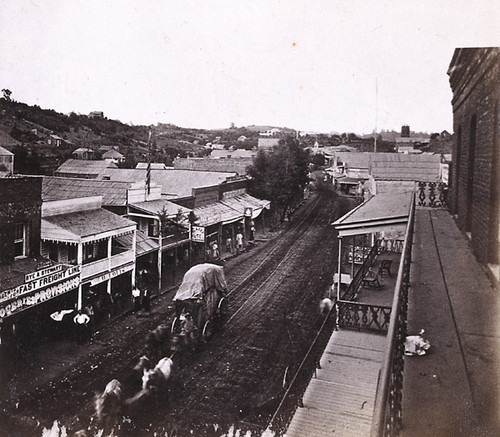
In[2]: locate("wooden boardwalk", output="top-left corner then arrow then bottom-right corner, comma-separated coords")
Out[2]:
286,329 -> 387,437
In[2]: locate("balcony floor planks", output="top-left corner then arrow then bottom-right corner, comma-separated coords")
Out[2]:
286,330 -> 386,437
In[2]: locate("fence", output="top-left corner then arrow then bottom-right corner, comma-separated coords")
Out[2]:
370,193 -> 415,437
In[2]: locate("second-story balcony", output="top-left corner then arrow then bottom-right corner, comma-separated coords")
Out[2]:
81,249 -> 135,281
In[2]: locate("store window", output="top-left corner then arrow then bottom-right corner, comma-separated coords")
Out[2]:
67,244 -> 77,264
14,223 -> 28,259
83,243 -> 94,262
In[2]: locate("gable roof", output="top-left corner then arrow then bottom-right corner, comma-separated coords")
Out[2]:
55,159 -> 117,177
102,149 -> 124,159
0,145 -> 14,156
42,176 -> 130,206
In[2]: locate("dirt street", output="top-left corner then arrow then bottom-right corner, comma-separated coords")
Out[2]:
0,181 -> 357,437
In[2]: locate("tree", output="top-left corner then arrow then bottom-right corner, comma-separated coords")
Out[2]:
157,207 -> 189,238
2,89 -> 12,101
247,136 -> 310,223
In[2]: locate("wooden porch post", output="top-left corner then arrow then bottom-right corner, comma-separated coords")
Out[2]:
77,243 -> 83,310
351,235 -> 355,278
337,236 -> 342,301
157,219 -> 162,296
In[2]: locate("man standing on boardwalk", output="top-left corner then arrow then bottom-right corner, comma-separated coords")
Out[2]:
132,286 -> 141,313
73,310 -> 90,345
236,230 -> 244,254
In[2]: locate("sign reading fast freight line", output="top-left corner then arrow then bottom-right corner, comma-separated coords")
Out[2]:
0,276 -> 80,319
0,265 -> 81,305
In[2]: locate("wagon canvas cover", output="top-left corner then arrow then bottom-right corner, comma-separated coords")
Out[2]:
173,263 -> 227,302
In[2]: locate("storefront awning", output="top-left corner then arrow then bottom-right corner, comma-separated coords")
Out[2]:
115,232 -> 159,257
332,192 -> 413,237
129,199 -> 191,218
193,202 -> 243,227
221,193 -> 271,219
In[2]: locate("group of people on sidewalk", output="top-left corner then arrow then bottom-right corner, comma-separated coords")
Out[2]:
208,226 -> 256,261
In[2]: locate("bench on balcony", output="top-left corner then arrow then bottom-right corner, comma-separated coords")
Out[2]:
362,269 -> 382,288
379,259 -> 392,277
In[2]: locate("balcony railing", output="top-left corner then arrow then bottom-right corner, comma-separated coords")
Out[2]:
338,302 -> 392,332
266,305 -> 337,435
416,181 -> 448,208
81,250 -> 134,280
371,193 -> 415,437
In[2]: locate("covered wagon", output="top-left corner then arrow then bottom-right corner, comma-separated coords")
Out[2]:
171,263 -> 228,342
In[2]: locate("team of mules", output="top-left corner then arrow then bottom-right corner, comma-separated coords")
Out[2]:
93,316 -> 199,434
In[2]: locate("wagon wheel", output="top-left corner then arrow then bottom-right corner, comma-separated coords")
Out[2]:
217,297 -> 228,325
282,365 -> 291,389
171,316 -> 180,335
202,319 -> 214,342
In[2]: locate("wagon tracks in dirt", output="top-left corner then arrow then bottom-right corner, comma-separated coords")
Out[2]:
167,190 -> 347,429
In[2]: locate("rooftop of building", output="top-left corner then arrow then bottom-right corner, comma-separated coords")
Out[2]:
42,176 -> 131,206
101,168 -> 237,198
42,208 -> 136,242
55,159 -> 118,176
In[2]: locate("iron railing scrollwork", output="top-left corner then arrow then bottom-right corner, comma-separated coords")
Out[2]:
337,302 -> 392,332
371,193 -> 415,437
266,302 -> 337,436
417,181 -> 448,208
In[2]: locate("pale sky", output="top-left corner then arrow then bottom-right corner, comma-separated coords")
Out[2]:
1,1 -> 499,134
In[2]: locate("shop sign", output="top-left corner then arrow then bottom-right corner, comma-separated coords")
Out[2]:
25,264 -> 63,283
0,276 -> 80,319
89,264 -> 134,286
191,225 -> 205,243
0,265 -> 81,305
244,207 -> 253,217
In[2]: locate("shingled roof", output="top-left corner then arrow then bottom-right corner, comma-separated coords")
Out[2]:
55,159 -> 117,178
42,176 -> 130,206
370,154 -> 441,181
42,208 -> 135,243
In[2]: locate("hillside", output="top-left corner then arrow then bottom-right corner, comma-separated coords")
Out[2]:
0,99 -> 261,175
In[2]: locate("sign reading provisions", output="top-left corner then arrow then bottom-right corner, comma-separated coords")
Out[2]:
191,225 -> 205,243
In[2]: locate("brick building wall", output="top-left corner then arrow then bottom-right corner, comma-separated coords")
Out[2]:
0,177 -> 42,264
448,47 -> 500,265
